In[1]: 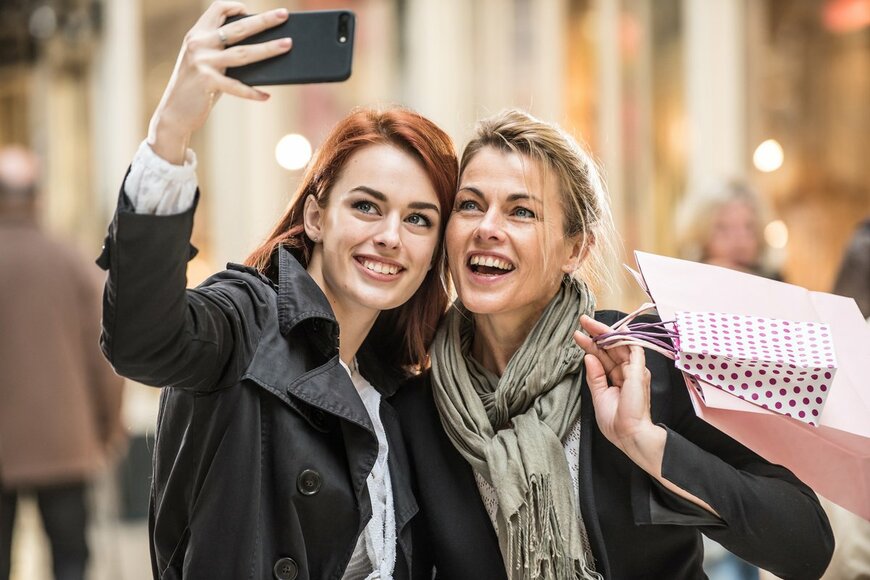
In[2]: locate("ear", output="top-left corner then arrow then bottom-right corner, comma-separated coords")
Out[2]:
561,233 -> 592,275
303,195 -> 324,243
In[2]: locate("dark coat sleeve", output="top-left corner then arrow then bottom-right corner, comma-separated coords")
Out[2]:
640,337 -> 835,579
98,185 -> 268,392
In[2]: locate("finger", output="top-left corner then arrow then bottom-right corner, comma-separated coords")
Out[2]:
220,7 -> 289,46
210,73 -> 270,100
575,318 -> 621,374
623,345 -> 648,384
573,329 -> 621,378
580,314 -> 633,368
584,353 -> 611,401
578,314 -> 617,339
199,1 -> 248,29
616,346 -> 652,417
209,37 -> 292,69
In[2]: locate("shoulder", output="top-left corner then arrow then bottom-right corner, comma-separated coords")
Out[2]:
391,370 -> 438,423
192,263 -> 279,330
594,308 -> 662,325
392,370 -> 432,407
198,262 -> 276,300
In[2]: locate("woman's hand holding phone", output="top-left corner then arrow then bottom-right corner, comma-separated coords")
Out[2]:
147,2 -> 292,165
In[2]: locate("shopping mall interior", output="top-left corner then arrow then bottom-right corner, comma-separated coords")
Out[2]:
1,0 -> 867,578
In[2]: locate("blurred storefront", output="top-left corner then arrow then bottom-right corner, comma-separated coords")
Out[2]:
0,0 -> 867,578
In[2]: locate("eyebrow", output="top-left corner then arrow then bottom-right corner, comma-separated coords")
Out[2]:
351,186 -> 440,213
458,186 -> 543,205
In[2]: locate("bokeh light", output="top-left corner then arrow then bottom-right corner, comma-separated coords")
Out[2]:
275,134 -> 312,171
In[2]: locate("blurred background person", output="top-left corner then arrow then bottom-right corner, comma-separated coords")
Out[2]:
676,178 -> 780,580
676,179 -> 781,280
832,217 -> 870,319
816,216 -> 870,579
0,146 -> 126,580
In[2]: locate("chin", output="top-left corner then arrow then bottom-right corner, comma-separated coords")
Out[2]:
457,291 -> 509,316
355,290 -> 410,313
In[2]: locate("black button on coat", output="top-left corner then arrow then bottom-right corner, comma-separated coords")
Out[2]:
98,189 -> 419,579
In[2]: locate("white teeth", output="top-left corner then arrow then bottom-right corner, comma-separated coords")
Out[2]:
469,255 -> 515,271
362,259 -> 399,275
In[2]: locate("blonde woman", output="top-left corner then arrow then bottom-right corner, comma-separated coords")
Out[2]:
393,110 -> 833,579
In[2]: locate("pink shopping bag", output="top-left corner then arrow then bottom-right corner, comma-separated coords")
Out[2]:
599,251 -> 870,521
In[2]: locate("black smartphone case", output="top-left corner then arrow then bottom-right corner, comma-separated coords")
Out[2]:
225,10 -> 354,86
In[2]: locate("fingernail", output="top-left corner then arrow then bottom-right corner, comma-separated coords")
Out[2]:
279,38 -> 292,48
276,8 -> 289,19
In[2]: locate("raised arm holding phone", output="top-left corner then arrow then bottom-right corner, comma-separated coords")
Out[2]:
98,3 -> 457,578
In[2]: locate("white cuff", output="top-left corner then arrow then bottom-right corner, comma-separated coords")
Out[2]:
124,140 -> 198,215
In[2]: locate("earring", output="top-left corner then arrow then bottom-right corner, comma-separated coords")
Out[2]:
310,234 -> 320,243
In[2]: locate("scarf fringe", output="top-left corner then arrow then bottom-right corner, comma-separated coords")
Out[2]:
506,474 -> 602,580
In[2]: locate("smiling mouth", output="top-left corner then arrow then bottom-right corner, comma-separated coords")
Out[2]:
356,257 -> 403,276
468,254 -> 515,276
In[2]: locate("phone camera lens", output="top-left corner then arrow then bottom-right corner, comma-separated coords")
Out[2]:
337,12 -> 350,44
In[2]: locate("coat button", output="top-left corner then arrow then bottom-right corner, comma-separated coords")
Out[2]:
297,469 -> 321,496
273,557 -> 298,580
311,409 -> 327,429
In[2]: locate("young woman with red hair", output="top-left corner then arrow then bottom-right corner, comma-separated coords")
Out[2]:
97,4 -> 457,579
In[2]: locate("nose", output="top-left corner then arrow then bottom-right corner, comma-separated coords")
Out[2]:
474,207 -> 506,242
373,213 -> 402,250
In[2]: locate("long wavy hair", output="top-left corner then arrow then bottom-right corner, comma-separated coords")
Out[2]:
245,107 -> 458,371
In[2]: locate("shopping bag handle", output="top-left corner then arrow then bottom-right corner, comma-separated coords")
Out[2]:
591,302 -> 678,359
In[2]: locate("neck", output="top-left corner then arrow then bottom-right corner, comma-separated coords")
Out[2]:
306,257 -> 379,367
470,306 -> 546,376
332,299 -> 379,367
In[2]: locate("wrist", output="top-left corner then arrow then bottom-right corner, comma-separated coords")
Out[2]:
147,109 -> 191,166
619,423 -> 667,476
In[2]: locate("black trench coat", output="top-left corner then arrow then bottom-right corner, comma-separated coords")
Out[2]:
392,312 -> 835,580
98,190 -> 419,580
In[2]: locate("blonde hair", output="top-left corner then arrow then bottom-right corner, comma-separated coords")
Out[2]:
676,179 -> 770,265
460,109 -> 619,294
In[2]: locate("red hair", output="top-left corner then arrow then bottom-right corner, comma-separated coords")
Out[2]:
245,107 -> 457,372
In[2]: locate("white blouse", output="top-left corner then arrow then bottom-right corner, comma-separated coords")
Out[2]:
341,360 -> 397,580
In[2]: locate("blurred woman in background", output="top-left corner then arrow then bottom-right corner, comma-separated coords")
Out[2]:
677,179 -> 781,280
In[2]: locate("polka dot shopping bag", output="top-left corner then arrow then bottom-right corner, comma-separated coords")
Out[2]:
674,311 -> 836,426
595,251 -> 870,521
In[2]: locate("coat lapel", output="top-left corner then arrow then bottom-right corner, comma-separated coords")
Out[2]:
578,376 -> 612,578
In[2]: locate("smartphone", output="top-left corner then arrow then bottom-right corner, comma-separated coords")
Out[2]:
225,10 -> 354,86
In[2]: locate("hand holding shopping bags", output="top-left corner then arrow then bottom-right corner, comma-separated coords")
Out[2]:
595,251 -> 870,520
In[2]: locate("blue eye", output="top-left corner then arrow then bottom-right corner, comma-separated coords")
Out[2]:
513,207 -> 536,219
456,199 -> 481,212
352,200 -> 379,214
406,214 -> 433,228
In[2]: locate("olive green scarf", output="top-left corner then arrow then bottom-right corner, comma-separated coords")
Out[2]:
430,279 -> 600,580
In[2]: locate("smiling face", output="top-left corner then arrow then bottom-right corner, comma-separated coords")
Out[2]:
304,143 -> 442,317
447,147 -> 582,326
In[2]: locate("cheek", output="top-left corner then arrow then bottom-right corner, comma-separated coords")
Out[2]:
404,233 -> 439,272
445,220 -> 469,264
